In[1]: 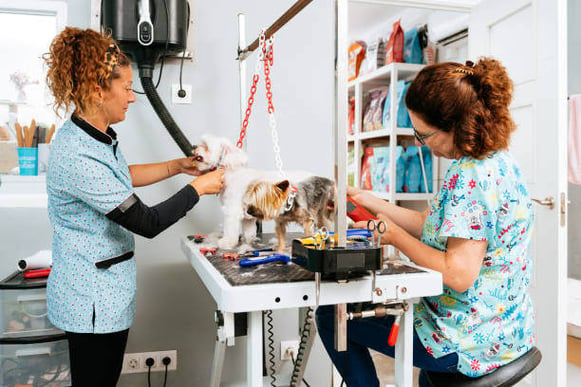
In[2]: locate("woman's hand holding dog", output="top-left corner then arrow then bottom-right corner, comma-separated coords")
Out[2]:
173,157 -> 204,176
189,168 -> 225,196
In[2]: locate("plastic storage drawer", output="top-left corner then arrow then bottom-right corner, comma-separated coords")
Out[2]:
0,271 -> 62,339
0,334 -> 70,387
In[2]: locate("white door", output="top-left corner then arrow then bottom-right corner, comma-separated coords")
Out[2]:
470,0 -> 568,385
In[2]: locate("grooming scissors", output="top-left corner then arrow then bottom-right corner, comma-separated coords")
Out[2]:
367,219 -> 386,248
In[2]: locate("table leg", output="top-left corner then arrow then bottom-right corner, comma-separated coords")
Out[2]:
210,338 -> 226,387
394,305 -> 414,387
247,311 -> 263,387
210,311 -> 235,387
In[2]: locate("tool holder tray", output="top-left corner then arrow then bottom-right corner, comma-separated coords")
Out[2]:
291,239 -> 382,280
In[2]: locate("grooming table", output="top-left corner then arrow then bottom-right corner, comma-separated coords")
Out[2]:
181,233 -> 442,387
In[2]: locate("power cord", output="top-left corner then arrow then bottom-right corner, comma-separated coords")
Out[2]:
145,357 -> 155,387
162,356 -> 171,387
290,351 -> 311,387
177,49 -> 187,97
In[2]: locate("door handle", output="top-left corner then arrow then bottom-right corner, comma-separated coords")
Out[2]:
531,196 -> 555,210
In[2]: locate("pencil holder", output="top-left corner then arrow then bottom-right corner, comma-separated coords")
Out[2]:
17,147 -> 38,176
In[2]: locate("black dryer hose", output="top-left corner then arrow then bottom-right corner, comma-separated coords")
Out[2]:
140,72 -> 194,156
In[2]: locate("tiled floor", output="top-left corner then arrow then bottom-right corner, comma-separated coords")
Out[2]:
371,350 -> 419,386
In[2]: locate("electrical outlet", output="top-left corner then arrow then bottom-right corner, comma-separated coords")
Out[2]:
172,84 -> 192,104
121,350 -> 177,374
280,340 -> 300,361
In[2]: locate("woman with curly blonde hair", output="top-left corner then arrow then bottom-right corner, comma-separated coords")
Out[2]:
317,58 -> 535,386
43,27 -> 224,386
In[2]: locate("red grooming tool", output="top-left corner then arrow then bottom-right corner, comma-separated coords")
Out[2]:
347,197 -> 377,222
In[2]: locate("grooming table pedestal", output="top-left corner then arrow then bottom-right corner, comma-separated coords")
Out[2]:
181,236 -> 442,387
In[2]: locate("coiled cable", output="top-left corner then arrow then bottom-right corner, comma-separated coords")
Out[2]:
290,307 -> 316,386
264,310 -> 277,386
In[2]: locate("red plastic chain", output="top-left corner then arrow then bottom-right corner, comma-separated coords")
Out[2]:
237,73 -> 260,149
236,31 -> 275,149
263,42 -> 275,114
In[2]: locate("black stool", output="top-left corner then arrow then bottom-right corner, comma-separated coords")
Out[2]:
424,346 -> 542,387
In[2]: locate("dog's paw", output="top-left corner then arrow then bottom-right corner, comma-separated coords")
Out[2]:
218,237 -> 238,250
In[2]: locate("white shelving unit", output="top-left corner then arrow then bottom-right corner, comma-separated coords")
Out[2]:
0,175 -> 47,208
347,62 -> 438,204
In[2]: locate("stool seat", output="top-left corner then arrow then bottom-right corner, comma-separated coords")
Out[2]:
424,346 -> 542,387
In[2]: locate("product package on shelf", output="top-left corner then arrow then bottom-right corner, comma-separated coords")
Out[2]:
372,146 -> 389,192
419,146 -> 433,193
385,19 -> 404,64
417,25 -> 436,65
348,97 -> 355,135
363,87 -> 388,132
396,81 -> 412,128
347,146 -> 356,187
360,147 -> 374,190
361,37 -> 386,74
348,41 -> 367,82
403,145 -> 421,193
396,146 -> 405,193
402,145 -> 434,193
404,26 -> 423,64
383,80 -> 412,129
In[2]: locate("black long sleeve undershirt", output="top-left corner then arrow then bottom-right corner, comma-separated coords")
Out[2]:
106,185 -> 200,238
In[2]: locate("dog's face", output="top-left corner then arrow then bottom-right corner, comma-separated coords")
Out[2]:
192,134 -> 247,171
243,180 -> 290,220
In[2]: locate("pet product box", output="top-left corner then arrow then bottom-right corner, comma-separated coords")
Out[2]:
0,271 -> 62,340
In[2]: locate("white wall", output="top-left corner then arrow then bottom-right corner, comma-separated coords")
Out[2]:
568,0 -> 581,280
0,0 -> 335,386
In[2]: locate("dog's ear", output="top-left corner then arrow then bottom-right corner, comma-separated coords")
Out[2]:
275,180 -> 290,192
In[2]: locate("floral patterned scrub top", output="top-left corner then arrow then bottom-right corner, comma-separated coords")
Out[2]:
414,150 -> 535,377
46,117 -> 136,334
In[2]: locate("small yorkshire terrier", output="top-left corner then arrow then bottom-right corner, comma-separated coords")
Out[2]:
193,134 -> 336,252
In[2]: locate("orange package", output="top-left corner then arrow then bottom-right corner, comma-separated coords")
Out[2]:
348,41 -> 367,81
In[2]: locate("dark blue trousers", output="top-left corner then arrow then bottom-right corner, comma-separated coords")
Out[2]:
316,305 -> 458,387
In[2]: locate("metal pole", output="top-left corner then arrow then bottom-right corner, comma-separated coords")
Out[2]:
334,0 -> 348,249
238,0 -> 314,60
238,13 -> 247,137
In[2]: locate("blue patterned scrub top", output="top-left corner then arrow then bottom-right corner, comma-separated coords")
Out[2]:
46,117 -> 136,333
414,150 -> 535,377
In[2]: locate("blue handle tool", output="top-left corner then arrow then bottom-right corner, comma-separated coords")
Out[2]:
329,229 -> 372,238
239,254 -> 291,267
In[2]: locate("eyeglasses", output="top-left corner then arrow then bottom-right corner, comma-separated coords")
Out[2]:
413,127 -> 443,145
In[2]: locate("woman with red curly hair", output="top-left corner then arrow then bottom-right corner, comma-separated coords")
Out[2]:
317,58 -> 535,386
43,27 -> 224,386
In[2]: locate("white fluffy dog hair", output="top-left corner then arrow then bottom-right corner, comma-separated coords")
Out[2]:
193,134 -> 334,252
192,134 -> 248,171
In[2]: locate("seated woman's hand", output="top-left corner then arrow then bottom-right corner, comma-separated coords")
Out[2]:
353,213 -> 399,246
375,213 -> 400,246
346,186 -> 364,200
190,168 -> 224,195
